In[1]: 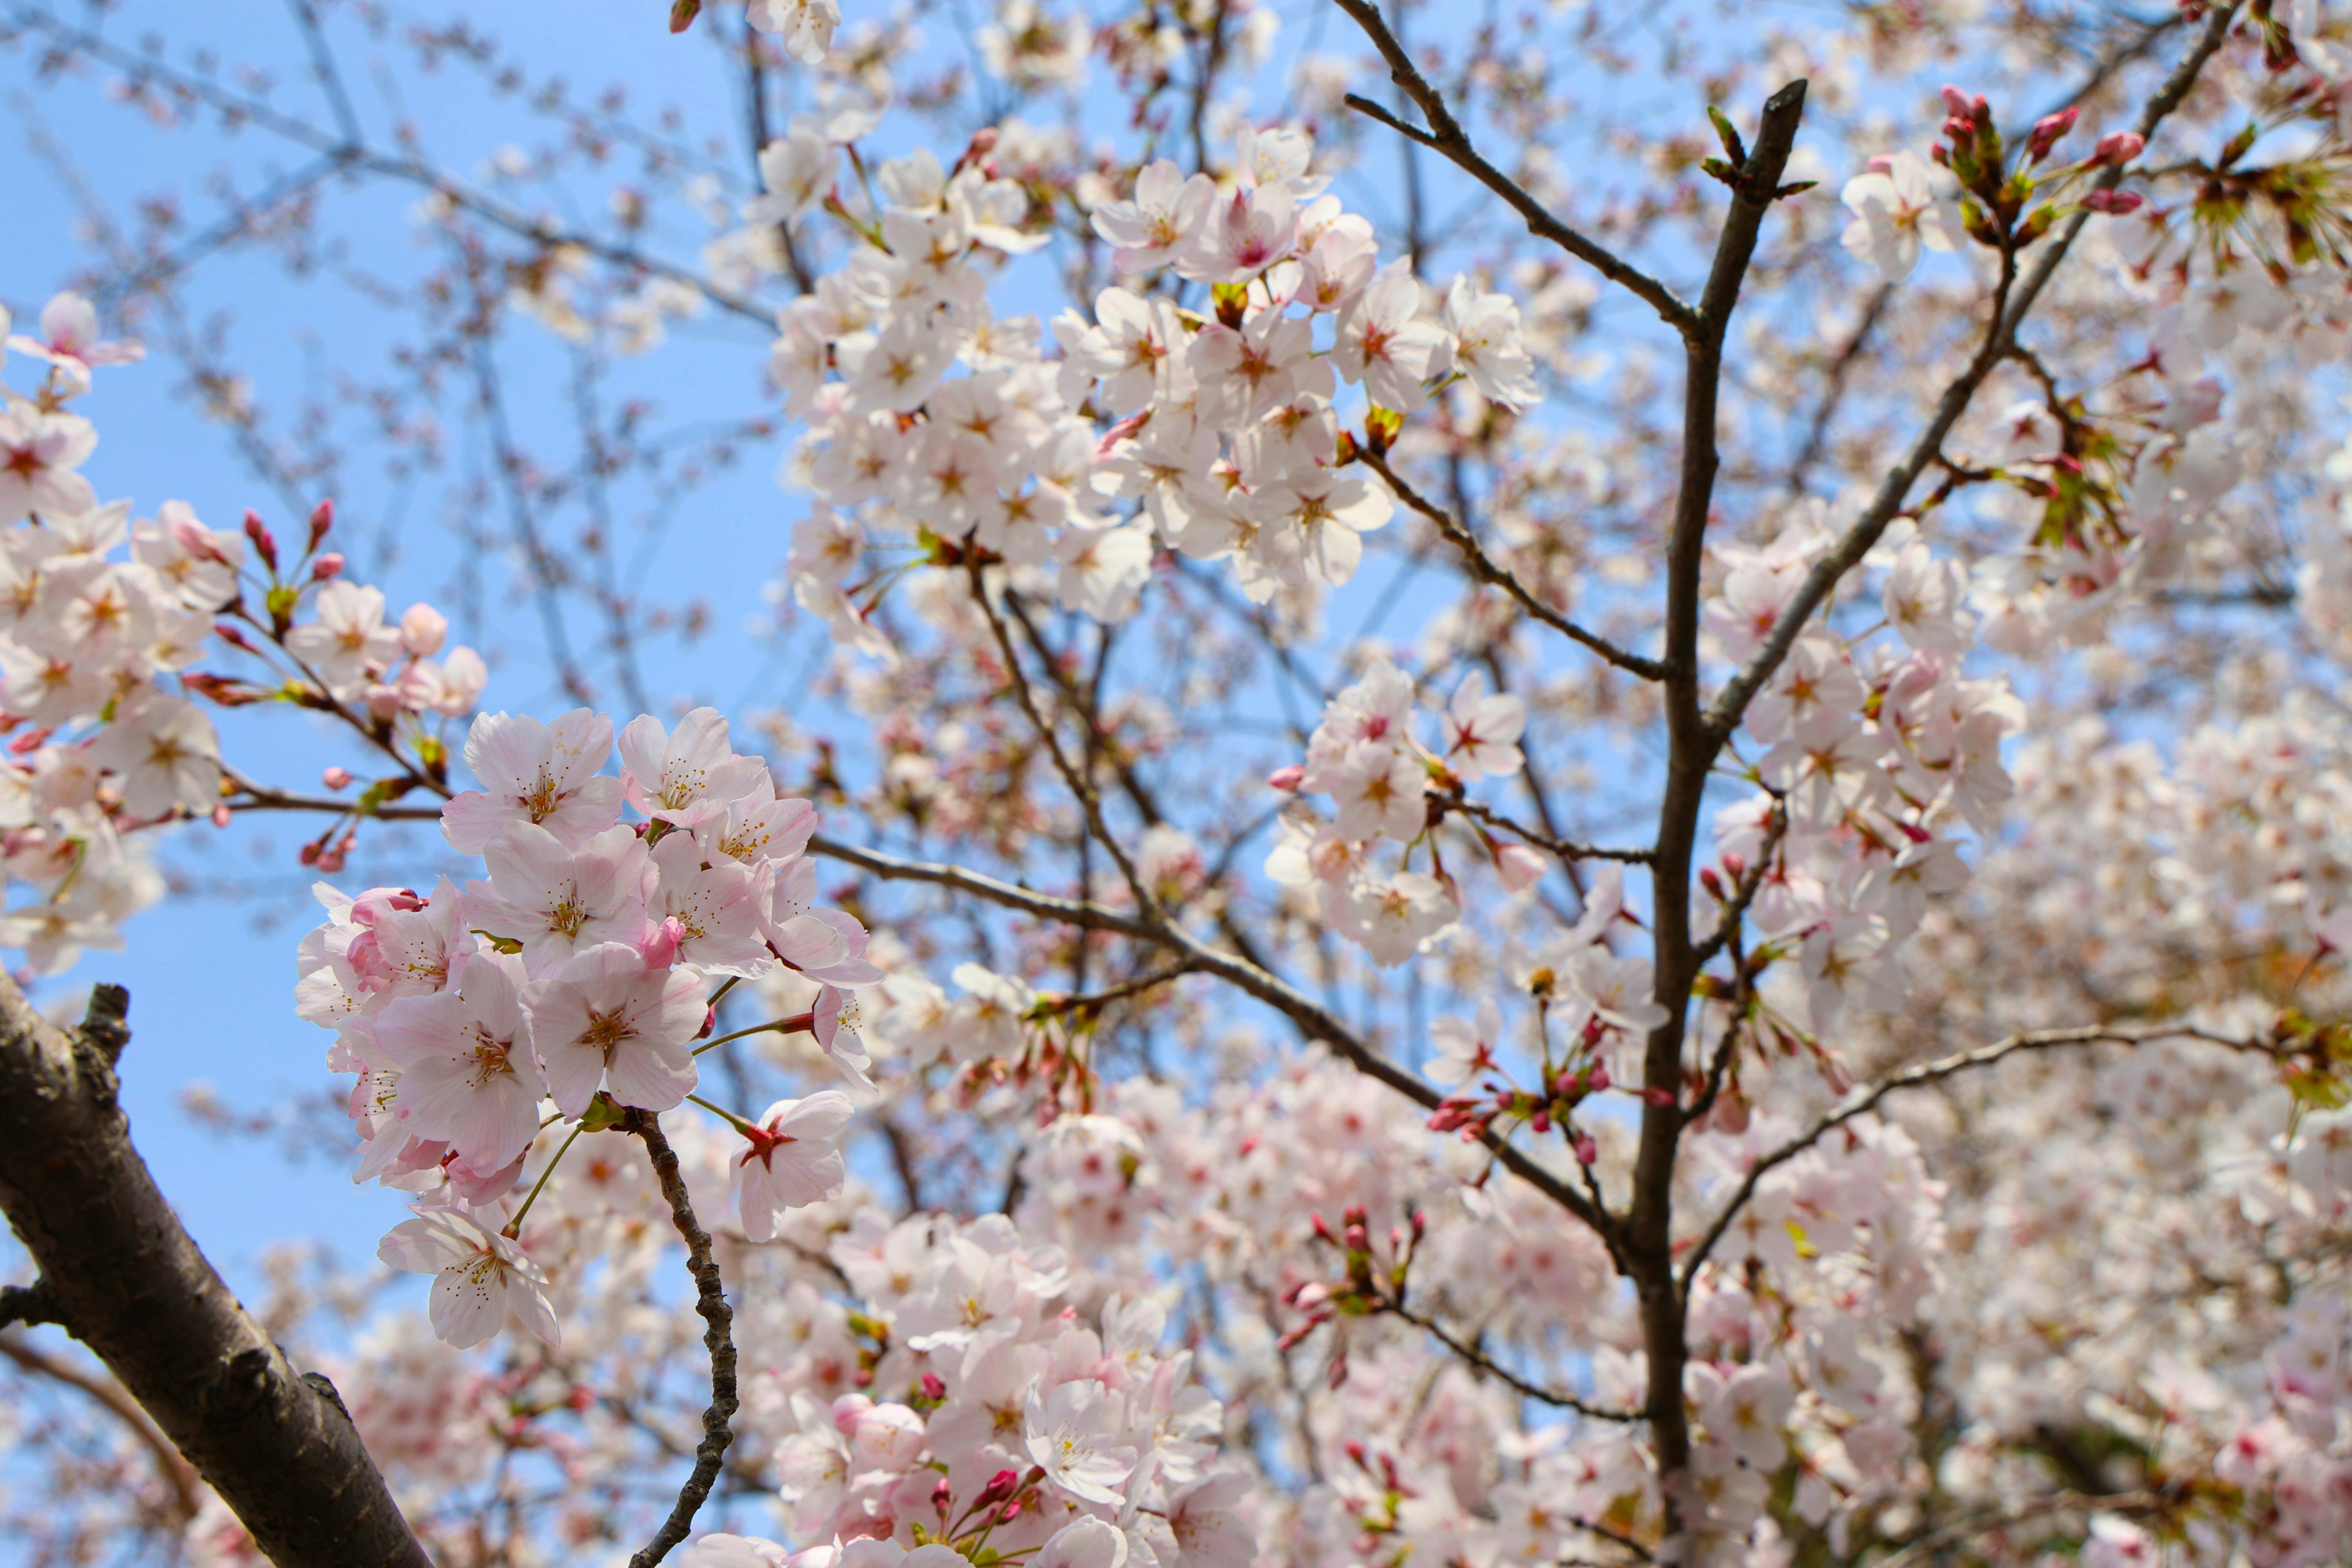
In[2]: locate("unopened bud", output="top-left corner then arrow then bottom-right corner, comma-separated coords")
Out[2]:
322,766 -> 353,791
921,1372 -> 946,1401
2081,189 -> 2144,214
211,802 -> 232,828
243,511 -> 278,573
2094,130 -> 2145,167
1939,84 -> 1973,118
2026,107 -> 2078,162
307,498 -> 334,549
311,552 -> 344,581
1265,764 -> 1305,792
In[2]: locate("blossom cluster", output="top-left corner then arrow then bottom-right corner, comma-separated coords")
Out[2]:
1262,658 -> 1529,966
0,294 -> 483,972
778,126 -> 1543,651
294,704 -> 881,1346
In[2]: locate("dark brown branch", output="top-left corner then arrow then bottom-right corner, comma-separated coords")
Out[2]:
808,835 -> 1625,1254
1378,1298 -> 1643,1422
1633,78 -> 1811,1501
623,1110 -> 739,1567
0,979 -> 431,1567
1330,0 -> 1694,333
1360,450 -> 1668,680
967,554 -> 1162,917
1451,799 -> 1654,865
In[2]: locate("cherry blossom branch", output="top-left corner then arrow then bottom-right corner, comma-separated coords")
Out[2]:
1041,964 -> 1199,1014
1703,1 -> 2239,743
807,836 -> 1624,1250
967,556 -> 1169,922
222,780 -> 446,822
1358,451 -> 1668,681
1633,78 -> 1811,1501
620,1109 -> 738,1568
1373,1298 -> 1643,1422
0,978 -> 432,1566
1678,1022 -> 2261,1291
1448,799 -> 1654,865
1327,0 -> 1695,333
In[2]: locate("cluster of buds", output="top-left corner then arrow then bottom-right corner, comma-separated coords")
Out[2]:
1936,84 -> 2148,247
916,1463 -> 1045,1552
1278,1205 -> 1429,1376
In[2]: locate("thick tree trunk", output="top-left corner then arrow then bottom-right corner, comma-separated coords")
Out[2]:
0,977 -> 433,1568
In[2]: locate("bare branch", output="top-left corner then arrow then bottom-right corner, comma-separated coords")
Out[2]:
1376,1298 -> 1644,1422
622,1110 -> 739,1568
808,835 -> 1626,1253
1330,0 -> 1695,332
1360,451 -> 1668,680
1450,799 -> 1655,865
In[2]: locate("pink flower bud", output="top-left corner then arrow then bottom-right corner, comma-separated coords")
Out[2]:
2026,107 -> 2079,162
2095,130 -> 2145,166
1265,764 -> 1305,792
638,914 -> 688,970
310,552 -> 344,581
364,682 -> 405,720
211,803 -> 232,828
1494,842 -> 1548,892
322,766 -> 353,791
1940,84 -> 1973,117
2082,189 -> 2144,214
244,510 -> 278,573
400,602 -> 449,658
1574,1133 -> 1598,1166
307,498 -> 334,549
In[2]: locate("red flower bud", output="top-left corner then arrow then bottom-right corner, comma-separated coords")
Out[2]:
2095,130 -> 2145,167
2081,189 -> 2144,214
243,511 -> 279,573
307,497 -> 334,549
2026,107 -> 2079,162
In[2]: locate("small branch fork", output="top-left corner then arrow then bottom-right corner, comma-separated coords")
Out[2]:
622,1110 -> 739,1568
1329,0 -> 1694,334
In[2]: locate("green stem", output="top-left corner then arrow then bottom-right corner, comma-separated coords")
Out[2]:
500,1121 -> 584,1239
692,1011 -> 816,1056
688,1093 -> 760,1135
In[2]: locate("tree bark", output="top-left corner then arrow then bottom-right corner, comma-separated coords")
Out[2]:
0,976 -> 434,1568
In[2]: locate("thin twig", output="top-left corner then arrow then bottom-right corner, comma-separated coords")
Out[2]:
1380,1298 -> 1643,1422
1359,450 -> 1667,680
808,834 -> 1626,1254
1330,0 -> 1694,333
1452,799 -> 1654,865
1679,1022 -> 2264,1292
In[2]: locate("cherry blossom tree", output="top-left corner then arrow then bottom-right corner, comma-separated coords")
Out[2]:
5,1 -> 2352,1567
